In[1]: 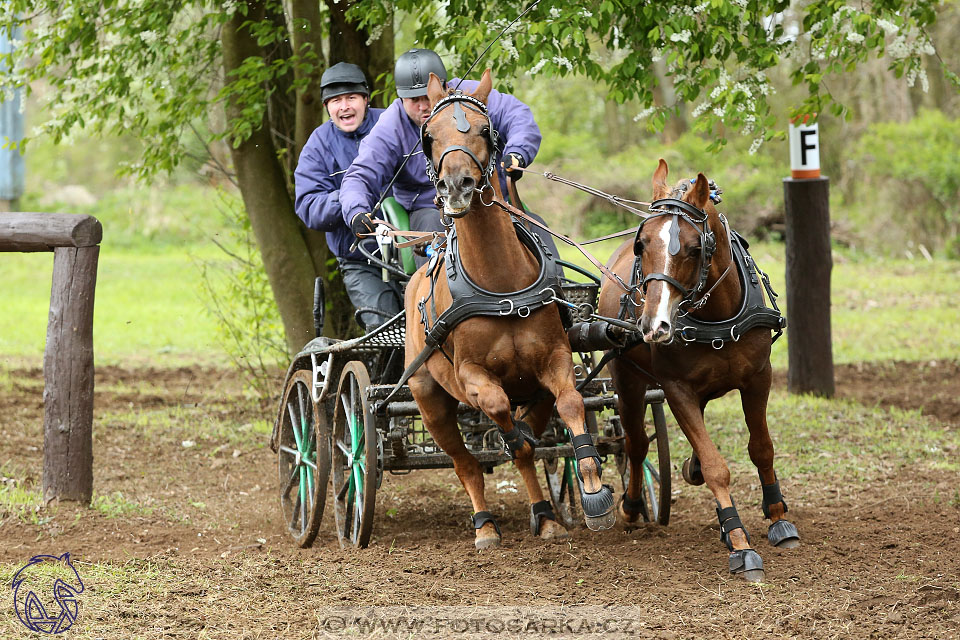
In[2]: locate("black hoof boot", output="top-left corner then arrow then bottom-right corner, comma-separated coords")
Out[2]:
618,493 -> 649,525
768,519 -> 801,548
682,455 -> 704,486
530,500 -> 568,539
571,433 -> 615,531
499,420 -> 539,460
761,476 -> 799,548
472,511 -> 502,550
729,549 -> 765,582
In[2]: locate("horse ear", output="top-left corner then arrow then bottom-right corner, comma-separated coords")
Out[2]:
652,158 -> 670,200
684,173 -> 711,209
426,72 -> 446,107
471,69 -> 493,104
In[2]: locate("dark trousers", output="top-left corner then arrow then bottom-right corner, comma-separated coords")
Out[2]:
337,258 -> 403,330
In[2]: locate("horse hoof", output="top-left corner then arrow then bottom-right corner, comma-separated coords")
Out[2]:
729,549 -> 764,582
579,483 -> 615,531
475,534 -> 501,550
585,509 -> 616,531
768,519 -> 801,548
682,457 -> 705,486
539,519 -> 570,541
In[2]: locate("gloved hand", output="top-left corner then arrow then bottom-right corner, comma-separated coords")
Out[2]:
350,212 -> 377,238
503,152 -> 526,180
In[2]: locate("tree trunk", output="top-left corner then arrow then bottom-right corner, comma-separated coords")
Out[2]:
326,0 -> 395,108
222,1 -> 317,355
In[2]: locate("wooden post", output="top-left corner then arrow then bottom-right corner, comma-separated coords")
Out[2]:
1,212 -> 101,503
783,178 -> 835,396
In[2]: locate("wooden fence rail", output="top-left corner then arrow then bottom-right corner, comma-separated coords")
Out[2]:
1,212 -> 101,504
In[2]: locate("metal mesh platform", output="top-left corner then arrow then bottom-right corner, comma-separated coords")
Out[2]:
561,282 -> 600,323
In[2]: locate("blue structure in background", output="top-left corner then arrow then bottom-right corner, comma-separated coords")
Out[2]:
0,27 -> 24,204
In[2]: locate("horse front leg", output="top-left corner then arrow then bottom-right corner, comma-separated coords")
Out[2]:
542,353 -> 615,531
608,359 -> 650,526
665,382 -> 765,582
741,371 -> 801,549
409,369 -> 498,550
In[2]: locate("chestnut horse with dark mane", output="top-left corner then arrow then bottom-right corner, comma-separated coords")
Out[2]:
403,70 -> 615,549
597,159 -> 799,581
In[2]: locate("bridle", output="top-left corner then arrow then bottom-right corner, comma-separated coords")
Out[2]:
420,91 -> 499,217
635,197 -> 725,312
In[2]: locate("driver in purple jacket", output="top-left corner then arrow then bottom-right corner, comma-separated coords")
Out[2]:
340,48 -> 559,266
294,62 -> 401,330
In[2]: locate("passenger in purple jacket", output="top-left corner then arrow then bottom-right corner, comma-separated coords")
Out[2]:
294,62 -> 400,329
341,49 -> 558,265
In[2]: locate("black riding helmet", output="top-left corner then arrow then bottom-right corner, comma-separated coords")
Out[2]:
321,62 -> 369,103
395,49 -> 447,98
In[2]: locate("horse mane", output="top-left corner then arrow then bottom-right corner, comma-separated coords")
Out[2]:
669,177 -> 724,204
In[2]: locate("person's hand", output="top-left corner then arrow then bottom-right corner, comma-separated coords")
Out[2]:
350,212 -> 377,238
503,152 -> 526,180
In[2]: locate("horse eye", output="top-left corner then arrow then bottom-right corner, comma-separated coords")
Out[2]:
687,244 -> 702,257
423,131 -> 432,142
480,126 -> 490,136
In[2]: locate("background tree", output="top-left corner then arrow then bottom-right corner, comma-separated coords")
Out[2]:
1,0 -> 955,353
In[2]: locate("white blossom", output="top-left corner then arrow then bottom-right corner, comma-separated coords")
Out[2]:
875,18 -> 899,35
549,7 -> 561,18
692,102 -> 710,118
845,32 -> 865,44
551,55 -> 573,71
669,30 -> 692,44
139,30 -> 160,45
633,106 -> 656,121
749,137 -> 763,155
527,59 -> 548,75
713,106 -> 724,117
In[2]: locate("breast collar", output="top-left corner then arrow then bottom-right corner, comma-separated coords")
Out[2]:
622,230 -> 786,349
417,218 -> 562,351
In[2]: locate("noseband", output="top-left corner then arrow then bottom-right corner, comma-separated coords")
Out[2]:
421,92 -> 499,216
635,197 -> 718,308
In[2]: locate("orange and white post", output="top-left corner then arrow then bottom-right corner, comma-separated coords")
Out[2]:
788,114 -> 820,179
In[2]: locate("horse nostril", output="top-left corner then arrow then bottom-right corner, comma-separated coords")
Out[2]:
655,320 -> 672,337
436,179 -> 450,196
460,176 -> 476,192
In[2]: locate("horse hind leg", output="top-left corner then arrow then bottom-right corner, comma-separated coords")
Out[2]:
410,370 -> 500,550
741,378 -> 801,549
517,399 -> 570,541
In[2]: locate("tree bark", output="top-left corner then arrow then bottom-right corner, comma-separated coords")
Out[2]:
222,1 -> 317,354
326,0 -> 395,107
290,0 -> 326,159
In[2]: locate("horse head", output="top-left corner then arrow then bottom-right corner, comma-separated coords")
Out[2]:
421,69 -> 498,217
635,159 -> 722,343
12,553 -> 85,634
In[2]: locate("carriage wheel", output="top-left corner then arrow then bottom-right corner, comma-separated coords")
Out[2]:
613,401 -> 672,525
278,369 -> 330,548
543,453 -> 580,529
332,361 -> 379,548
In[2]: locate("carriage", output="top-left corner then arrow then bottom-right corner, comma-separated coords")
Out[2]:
270,198 -> 672,548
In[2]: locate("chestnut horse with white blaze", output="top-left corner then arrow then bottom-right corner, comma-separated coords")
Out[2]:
597,159 -> 799,581
403,70 -> 615,549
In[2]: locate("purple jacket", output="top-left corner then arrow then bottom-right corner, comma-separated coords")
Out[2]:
339,78 -> 542,223
294,108 -> 385,260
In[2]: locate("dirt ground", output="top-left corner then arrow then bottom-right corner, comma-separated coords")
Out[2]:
1,361 -> 958,639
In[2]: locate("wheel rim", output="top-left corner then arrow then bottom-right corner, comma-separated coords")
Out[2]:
332,362 -> 377,548
279,372 -> 322,545
543,454 -> 579,528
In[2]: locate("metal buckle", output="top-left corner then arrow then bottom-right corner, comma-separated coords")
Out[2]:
498,299 -> 515,316
517,306 -> 530,318
711,338 -> 725,350
730,325 -> 741,342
